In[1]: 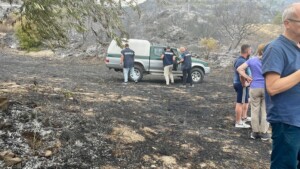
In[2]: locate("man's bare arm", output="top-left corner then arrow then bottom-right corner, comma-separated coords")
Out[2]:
265,71 -> 300,96
237,62 -> 252,83
120,54 -> 124,65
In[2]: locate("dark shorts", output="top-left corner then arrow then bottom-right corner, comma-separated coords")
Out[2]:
270,123 -> 300,169
233,83 -> 249,103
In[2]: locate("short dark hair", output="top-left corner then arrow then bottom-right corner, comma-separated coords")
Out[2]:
241,44 -> 250,54
124,44 -> 129,48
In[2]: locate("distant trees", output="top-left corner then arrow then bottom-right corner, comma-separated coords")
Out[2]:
12,0 -> 140,49
213,0 -> 262,50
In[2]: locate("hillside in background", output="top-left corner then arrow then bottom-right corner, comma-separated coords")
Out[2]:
0,0 -> 294,63
122,0 -> 284,63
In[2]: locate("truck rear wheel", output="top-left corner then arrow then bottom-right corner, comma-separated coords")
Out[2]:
129,64 -> 144,82
191,68 -> 204,83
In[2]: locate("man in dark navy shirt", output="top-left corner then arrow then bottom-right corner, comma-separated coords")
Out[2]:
233,44 -> 252,128
178,47 -> 193,87
120,44 -> 137,84
161,46 -> 175,85
262,3 -> 300,168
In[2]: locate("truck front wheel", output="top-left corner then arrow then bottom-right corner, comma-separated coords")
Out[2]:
191,68 -> 204,83
129,64 -> 144,82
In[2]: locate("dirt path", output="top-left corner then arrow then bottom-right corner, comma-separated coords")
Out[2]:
0,49 -> 271,168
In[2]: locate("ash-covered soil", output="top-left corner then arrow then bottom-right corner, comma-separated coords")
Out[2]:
0,49 -> 271,169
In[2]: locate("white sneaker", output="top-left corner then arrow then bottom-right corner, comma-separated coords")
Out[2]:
242,117 -> 251,122
235,122 -> 251,128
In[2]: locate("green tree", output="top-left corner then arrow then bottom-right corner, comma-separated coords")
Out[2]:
16,0 -> 140,48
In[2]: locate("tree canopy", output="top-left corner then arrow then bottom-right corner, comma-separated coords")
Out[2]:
9,0 -> 140,47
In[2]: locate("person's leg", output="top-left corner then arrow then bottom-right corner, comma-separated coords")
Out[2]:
187,68 -> 193,85
298,152 -> 300,169
123,68 -> 129,82
164,66 -> 170,85
234,83 -> 250,128
260,88 -> 269,133
242,87 -> 250,120
250,88 -> 260,133
130,67 -> 138,82
169,65 -> 174,83
182,69 -> 187,85
270,123 -> 300,169
235,103 -> 243,124
242,103 -> 249,119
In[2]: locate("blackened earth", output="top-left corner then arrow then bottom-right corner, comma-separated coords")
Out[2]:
0,49 -> 271,169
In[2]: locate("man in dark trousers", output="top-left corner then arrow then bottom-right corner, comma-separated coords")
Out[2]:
161,46 -> 175,85
120,44 -> 138,84
262,3 -> 300,168
178,47 -> 193,87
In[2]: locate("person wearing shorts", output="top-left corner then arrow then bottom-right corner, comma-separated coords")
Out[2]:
233,44 -> 252,128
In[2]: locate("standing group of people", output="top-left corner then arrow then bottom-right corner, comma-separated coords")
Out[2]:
234,44 -> 270,141
121,3 -> 300,168
234,3 -> 300,168
161,46 -> 193,87
120,44 -> 193,87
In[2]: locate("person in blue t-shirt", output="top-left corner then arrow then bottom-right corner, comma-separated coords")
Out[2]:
233,44 -> 252,128
161,46 -> 175,85
120,44 -> 138,84
262,3 -> 300,169
178,47 -> 193,87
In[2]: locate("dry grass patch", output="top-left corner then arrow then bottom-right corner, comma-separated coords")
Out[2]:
109,125 -> 145,144
0,82 -> 28,94
142,127 -> 158,138
0,24 -> 13,33
100,165 -> 120,169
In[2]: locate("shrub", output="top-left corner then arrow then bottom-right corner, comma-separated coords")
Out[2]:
199,37 -> 218,59
15,19 -> 42,51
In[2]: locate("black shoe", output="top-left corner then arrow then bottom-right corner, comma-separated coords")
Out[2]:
260,133 -> 271,141
250,132 -> 260,139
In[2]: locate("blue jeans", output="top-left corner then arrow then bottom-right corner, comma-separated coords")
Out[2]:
271,123 -> 300,169
123,67 -> 137,82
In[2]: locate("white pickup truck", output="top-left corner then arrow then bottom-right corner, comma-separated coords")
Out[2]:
105,39 -> 210,83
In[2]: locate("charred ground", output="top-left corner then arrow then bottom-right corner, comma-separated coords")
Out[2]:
0,49 -> 271,169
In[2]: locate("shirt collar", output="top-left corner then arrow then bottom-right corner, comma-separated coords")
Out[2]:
279,34 -> 298,48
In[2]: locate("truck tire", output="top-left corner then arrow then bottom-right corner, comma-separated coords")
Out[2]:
129,64 -> 144,82
191,68 -> 204,83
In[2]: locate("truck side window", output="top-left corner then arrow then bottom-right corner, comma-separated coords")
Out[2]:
153,48 -> 164,56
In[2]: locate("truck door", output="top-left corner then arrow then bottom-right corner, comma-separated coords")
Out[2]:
172,48 -> 182,75
149,46 -> 164,73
